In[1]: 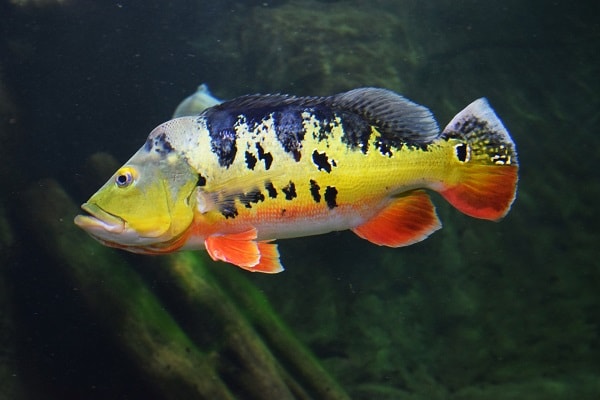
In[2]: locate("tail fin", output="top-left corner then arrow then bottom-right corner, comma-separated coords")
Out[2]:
439,98 -> 518,221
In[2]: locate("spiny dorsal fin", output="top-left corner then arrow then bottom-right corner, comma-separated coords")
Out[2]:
204,93 -> 321,114
204,87 -> 440,144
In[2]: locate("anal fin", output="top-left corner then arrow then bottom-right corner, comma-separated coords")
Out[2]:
352,190 -> 441,247
205,228 -> 283,273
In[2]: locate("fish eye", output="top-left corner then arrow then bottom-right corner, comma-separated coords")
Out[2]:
115,167 -> 137,188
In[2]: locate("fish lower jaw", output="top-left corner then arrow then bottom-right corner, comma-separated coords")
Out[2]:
74,214 -> 125,234
74,219 -> 166,251
74,203 -> 145,246
75,202 -> 126,232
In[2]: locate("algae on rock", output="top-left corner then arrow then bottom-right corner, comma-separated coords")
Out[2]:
233,0 -> 418,94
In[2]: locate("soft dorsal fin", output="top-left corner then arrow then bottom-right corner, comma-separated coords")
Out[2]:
330,88 -> 440,143
204,87 -> 440,144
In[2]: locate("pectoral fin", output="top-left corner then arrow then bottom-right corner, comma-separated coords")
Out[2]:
254,241 -> 284,273
352,190 -> 441,247
205,228 -> 283,273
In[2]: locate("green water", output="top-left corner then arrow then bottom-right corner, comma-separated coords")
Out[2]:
1,1 -> 598,399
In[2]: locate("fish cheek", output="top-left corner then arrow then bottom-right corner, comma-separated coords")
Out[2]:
126,181 -> 173,238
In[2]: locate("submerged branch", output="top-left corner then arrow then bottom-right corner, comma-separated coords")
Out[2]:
20,179 -> 235,400
19,179 -> 350,399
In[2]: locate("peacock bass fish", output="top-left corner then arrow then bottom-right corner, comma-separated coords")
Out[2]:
74,88 -> 518,273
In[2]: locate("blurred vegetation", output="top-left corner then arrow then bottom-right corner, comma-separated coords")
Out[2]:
0,67 -> 24,400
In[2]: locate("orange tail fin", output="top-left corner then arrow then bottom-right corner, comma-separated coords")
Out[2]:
439,98 -> 518,221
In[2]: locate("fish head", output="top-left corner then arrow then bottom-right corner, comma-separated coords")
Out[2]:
74,140 -> 198,252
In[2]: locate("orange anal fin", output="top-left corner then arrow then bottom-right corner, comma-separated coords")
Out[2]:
440,165 -> 518,221
352,190 -> 441,247
205,229 -> 284,273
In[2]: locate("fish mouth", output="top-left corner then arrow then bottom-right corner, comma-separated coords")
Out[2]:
74,203 -> 126,234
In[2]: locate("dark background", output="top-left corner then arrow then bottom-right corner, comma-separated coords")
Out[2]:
1,1 -> 599,399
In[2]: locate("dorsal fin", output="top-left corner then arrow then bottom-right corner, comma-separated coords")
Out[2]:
203,87 -> 440,144
330,88 -> 439,143
204,93 -> 324,114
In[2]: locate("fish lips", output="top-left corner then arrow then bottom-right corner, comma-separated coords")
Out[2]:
74,203 -> 126,236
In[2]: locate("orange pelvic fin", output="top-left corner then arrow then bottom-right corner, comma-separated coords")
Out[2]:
440,164 -> 518,221
352,190 -> 441,247
205,228 -> 284,273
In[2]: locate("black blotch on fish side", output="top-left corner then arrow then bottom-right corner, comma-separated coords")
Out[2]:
374,134 -> 404,157
265,181 -> 278,198
145,132 -> 174,155
256,142 -> 273,170
196,174 -> 207,187
274,110 -> 305,162
340,112 -> 371,154
240,190 -> 265,208
310,107 -> 336,142
219,198 -> 238,219
309,179 -> 321,203
312,150 -> 333,173
282,181 -> 297,200
245,151 -> 257,170
324,186 -> 338,209
204,110 -> 238,168
144,137 -> 153,152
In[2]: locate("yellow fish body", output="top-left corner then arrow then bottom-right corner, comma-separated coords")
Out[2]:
75,88 -> 518,273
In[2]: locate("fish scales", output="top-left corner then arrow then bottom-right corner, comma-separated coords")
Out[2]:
160,91 -> 441,224
75,87 -> 518,273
